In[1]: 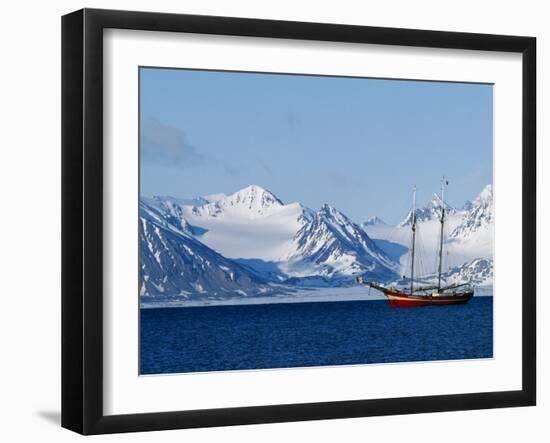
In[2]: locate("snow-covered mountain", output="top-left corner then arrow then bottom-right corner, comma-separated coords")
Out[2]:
139,205 -> 277,299
283,204 -> 398,283
444,185 -> 493,263
141,199 -> 200,237
187,185 -> 286,220
184,186 -> 398,283
141,185 -> 398,290
365,184 -> 494,286
390,258 -> 493,289
461,200 -> 474,211
399,194 -> 459,227
180,186 -> 312,261
445,258 -> 493,287
450,185 -> 493,240
139,183 -> 493,300
143,195 -> 210,209
362,216 -> 386,227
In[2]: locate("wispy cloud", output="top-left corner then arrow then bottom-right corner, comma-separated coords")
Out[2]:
141,118 -> 205,167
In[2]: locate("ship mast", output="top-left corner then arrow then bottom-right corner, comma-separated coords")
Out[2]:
437,177 -> 446,291
410,186 -> 417,294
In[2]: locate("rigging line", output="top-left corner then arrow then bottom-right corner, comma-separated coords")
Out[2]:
382,203 -> 413,247
419,226 -> 429,277
444,214 -> 450,273
413,225 -> 420,278
414,223 -> 428,279
403,246 -> 411,280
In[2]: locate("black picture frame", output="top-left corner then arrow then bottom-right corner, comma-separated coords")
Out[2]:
62,8 -> 536,435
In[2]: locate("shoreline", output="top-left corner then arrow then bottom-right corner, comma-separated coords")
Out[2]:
140,287 -> 493,309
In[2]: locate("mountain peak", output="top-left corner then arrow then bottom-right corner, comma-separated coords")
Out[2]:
245,184 -> 266,191
228,185 -> 284,208
318,204 -> 349,222
475,184 -> 493,204
319,202 -> 335,212
398,195 -> 455,226
363,216 -> 386,226
232,184 -> 282,201
461,200 -> 473,211
450,184 -> 493,239
186,185 -> 285,220
147,194 -> 210,208
287,202 -> 399,280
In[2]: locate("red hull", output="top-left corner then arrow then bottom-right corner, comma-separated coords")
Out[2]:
385,290 -> 473,308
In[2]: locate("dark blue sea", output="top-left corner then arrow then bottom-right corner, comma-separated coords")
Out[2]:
140,296 -> 493,375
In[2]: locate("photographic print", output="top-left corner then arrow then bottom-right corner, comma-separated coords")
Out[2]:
139,67 -> 494,375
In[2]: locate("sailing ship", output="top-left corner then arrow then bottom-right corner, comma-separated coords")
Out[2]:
357,178 -> 474,307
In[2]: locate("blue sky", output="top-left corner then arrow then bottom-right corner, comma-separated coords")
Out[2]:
140,67 -> 493,224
